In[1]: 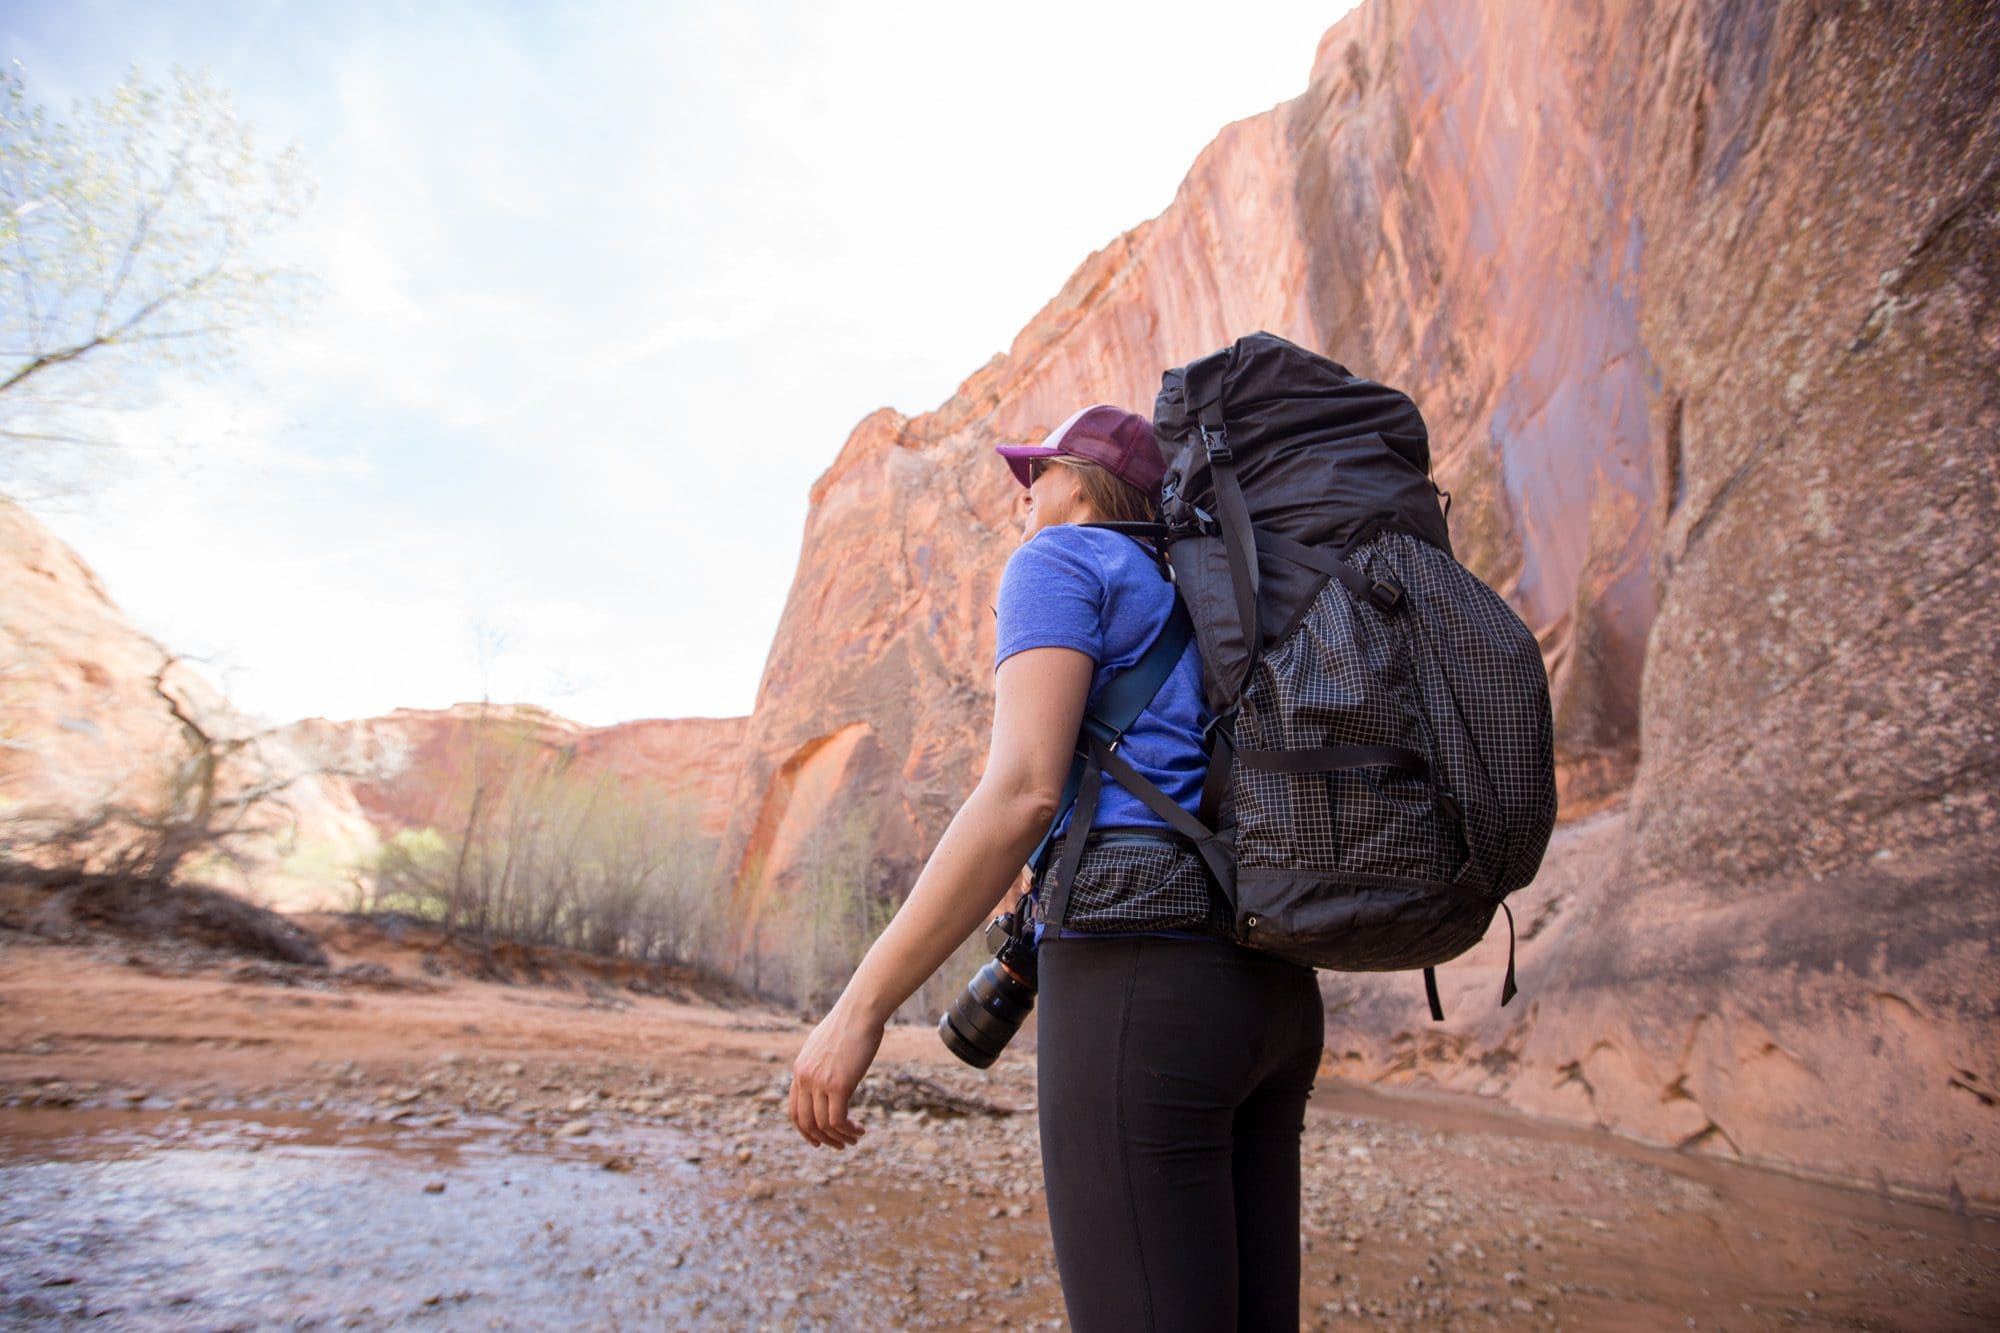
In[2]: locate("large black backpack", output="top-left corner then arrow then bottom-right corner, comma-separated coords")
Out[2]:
1038,332 -> 1556,1019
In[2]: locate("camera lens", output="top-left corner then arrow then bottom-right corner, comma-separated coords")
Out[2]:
938,959 -> 1036,1068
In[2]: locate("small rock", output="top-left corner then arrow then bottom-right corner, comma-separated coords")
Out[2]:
554,1119 -> 592,1139
423,1181 -> 446,1194
601,1155 -> 633,1172
567,1096 -> 592,1114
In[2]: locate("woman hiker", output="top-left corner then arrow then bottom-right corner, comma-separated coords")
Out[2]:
787,403 -> 1325,1331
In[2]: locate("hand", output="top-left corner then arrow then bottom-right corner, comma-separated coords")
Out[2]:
788,1002 -> 883,1149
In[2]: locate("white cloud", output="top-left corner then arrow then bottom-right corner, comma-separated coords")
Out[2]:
15,0 -> 1355,726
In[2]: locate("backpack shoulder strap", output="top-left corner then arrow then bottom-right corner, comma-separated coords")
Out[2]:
1032,597 -> 1194,931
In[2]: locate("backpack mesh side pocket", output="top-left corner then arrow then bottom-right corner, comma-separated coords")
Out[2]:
1228,570 -> 1464,886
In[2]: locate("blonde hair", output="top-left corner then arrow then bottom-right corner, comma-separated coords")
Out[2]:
1059,457 -> 1158,526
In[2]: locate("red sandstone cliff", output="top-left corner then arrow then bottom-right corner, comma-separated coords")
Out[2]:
720,0 -> 1999,1207
0,498 -> 378,909
1,497 -> 746,906
285,706 -> 746,844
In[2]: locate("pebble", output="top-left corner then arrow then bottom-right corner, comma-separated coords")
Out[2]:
554,1119 -> 592,1138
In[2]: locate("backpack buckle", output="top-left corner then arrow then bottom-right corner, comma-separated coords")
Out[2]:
1367,576 -> 1406,612
1198,424 -> 1233,465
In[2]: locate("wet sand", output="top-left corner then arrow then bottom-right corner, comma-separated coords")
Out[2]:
2,920 -> 1994,1329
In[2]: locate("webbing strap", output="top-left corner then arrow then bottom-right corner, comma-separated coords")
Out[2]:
1203,417 -> 1265,709
1040,751 -> 1104,935
1089,738 -> 1233,898
1423,900 -> 1520,1023
1091,601 -> 1193,741
1234,743 -> 1427,777
1197,722 -> 1235,829
1084,521 -> 1173,579
1255,530 -> 1406,614
1027,597 -> 1193,875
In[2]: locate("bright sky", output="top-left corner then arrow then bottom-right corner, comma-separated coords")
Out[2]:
6,0 -> 1354,726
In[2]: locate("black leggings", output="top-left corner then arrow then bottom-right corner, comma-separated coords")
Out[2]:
1036,935 -> 1325,1332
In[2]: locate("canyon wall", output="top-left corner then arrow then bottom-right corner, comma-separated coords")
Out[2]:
722,0 -> 1999,1205
0,498 -> 378,909
286,707 -> 747,843
1,495 -> 747,907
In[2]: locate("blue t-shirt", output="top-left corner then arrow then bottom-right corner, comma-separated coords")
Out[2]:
993,524 -> 1209,836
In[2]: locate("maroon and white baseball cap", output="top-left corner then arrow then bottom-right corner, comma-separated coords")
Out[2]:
994,404 -> 1166,494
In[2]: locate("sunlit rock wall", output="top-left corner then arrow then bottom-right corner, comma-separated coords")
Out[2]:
721,0 -> 1999,1206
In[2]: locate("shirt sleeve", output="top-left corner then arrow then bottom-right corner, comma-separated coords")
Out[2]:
994,528 -> 1106,670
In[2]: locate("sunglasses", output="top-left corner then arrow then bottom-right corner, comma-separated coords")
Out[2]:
1028,456 -> 1081,484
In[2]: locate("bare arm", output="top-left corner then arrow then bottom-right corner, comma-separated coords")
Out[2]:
788,645 -> 1093,1148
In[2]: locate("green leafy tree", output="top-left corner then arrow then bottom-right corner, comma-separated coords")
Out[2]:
0,64 -> 312,494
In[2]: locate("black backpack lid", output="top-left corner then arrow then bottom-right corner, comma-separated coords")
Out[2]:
1155,333 -> 1451,671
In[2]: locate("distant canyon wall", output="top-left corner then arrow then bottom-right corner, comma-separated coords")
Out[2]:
719,0 -> 1999,1205
0,498 -> 378,908
286,707 -> 747,845
1,493 -> 747,909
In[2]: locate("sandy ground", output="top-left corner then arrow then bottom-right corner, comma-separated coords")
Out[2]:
1,916 -> 1995,1330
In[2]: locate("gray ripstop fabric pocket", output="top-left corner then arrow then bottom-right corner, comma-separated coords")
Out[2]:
1034,834 -> 1227,936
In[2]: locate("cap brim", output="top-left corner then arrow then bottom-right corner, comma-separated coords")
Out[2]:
993,442 -> 1061,489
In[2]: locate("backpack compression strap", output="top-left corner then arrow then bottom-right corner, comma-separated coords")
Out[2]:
1422,902 -> 1519,1021
1183,350 -> 1265,712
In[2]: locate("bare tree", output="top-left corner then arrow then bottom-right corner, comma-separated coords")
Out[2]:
0,65 -> 312,495
0,649 -> 338,885
370,709 -> 723,970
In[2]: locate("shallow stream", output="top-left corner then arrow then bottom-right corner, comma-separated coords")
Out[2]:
0,1108 -> 889,1329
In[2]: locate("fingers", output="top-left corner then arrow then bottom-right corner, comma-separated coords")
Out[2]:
814,1085 -> 863,1149
788,1062 -> 864,1150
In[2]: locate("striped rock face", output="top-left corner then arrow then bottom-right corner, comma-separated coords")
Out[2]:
715,0 -> 2000,1206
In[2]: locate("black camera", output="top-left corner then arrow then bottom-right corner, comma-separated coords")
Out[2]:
937,907 -> 1038,1068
